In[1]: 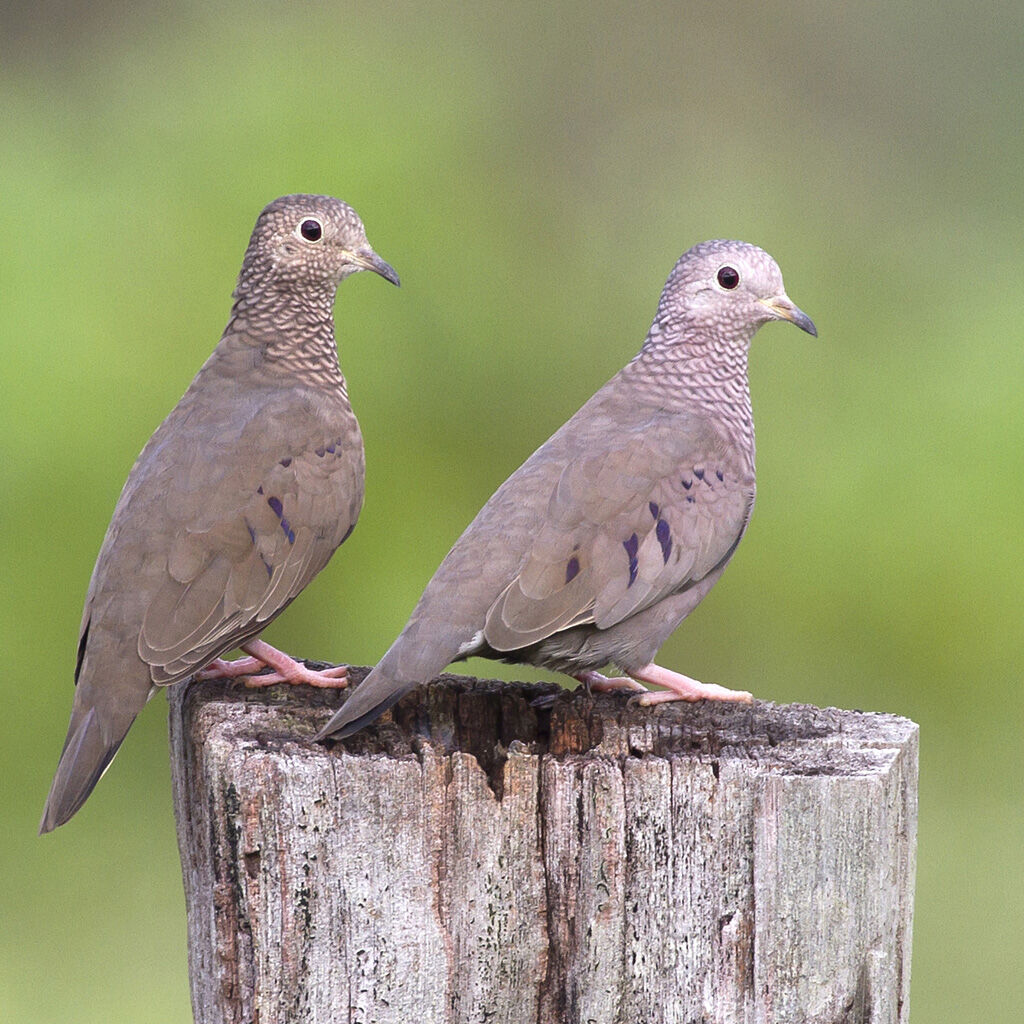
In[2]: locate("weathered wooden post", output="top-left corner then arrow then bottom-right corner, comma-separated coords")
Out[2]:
170,669 -> 917,1024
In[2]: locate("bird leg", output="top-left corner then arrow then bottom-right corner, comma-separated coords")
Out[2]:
576,664 -> 751,704
195,639 -> 349,689
574,670 -> 647,695
530,670 -> 648,708
627,662 -> 752,705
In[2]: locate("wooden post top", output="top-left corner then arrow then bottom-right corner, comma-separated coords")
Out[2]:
175,667 -> 917,782
170,670 -> 918,1024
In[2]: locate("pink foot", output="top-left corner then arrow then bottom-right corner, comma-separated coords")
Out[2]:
196,639 -> 349,689
628,662 -> 752,706
574,670 -> 647,695
196,654 -> 267,680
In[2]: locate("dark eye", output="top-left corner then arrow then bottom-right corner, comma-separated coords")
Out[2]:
299,219 -> 322,242
717,265 -> 740,289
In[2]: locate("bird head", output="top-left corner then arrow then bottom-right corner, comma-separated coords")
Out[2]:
244,194 -> 400,291
656,239 -> 816,344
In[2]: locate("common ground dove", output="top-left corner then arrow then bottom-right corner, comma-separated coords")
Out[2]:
318,240 -> 814,740
41,194 -> 398,833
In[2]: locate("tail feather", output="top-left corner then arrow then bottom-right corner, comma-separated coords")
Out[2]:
314,667 -> 414,740
316,613 -> 472,741
39,703 -> 137,834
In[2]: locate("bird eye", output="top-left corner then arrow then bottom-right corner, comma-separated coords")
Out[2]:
299,219 -> 323,242
717,266 -> 740,289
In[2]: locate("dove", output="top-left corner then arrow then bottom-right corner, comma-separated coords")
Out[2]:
40,194 -> 398,832
317,240 -> 814,741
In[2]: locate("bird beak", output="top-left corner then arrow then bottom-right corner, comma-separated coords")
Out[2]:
348,246 -> 401,286
759,295 -> 817,337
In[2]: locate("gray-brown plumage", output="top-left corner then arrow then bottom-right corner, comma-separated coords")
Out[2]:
318,240 -> 814,741
41,194 -> 398,833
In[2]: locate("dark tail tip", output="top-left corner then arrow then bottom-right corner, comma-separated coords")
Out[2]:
39,708 -> 126,834
314,685 -> 409,743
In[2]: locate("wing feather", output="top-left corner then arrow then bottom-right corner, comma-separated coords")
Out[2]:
483,426 -> 752,652
139,442 -> 360,683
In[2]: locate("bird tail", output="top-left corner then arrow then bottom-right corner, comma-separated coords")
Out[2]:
315,622 -> 463,741
39,683 -> 145,834
314,659 -> 416,741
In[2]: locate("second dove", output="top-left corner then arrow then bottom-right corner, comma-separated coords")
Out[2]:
319,238 -> 816,740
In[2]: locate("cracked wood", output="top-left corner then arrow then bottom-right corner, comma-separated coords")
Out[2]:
170,670 -> 917,1024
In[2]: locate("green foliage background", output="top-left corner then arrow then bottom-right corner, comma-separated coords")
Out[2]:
2,3 -> 1021,1020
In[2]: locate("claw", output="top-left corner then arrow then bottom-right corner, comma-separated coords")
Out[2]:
197,639 -> 349,690
629,662 -> 753,704
574,670 -> 647,695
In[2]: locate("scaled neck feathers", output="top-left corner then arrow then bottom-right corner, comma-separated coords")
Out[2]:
224,260 -> 346,393
623,314 -> 756,465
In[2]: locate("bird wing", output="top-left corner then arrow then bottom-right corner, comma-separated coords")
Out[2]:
135,435 -> 361,684
482,422 -> 752,651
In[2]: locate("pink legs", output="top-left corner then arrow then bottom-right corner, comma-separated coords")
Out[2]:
576,662 -> 752,705
576,669 -> 647,695
196,638 -> 349,689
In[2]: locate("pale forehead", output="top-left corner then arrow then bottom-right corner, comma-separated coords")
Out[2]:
672,239 -> 781,286
255,194 -> 363,235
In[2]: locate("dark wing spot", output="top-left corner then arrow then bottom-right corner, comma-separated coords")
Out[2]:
315,446 -> 326,457
565,556 -> 580,583
280,517 -> 295,544
280,457 -> 293,468
245,520 -> 257,544
257,485 -> 264,495
267,496 -> 284,517
623,533 -> 639,587
75,618 -> 91,684
649,501 -> 660,519
694,467 -> 705,481
260,554 -> 273,578
686,495 -> 695,504
325,443 -> 336,454
656,519 -> 672,563
681,477 -> 692,490
716,469 -> 724,482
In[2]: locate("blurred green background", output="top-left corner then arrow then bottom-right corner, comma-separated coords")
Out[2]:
2,1 -> 1021,1020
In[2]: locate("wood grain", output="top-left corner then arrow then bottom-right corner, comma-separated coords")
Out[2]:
170,670 -> 917,1023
